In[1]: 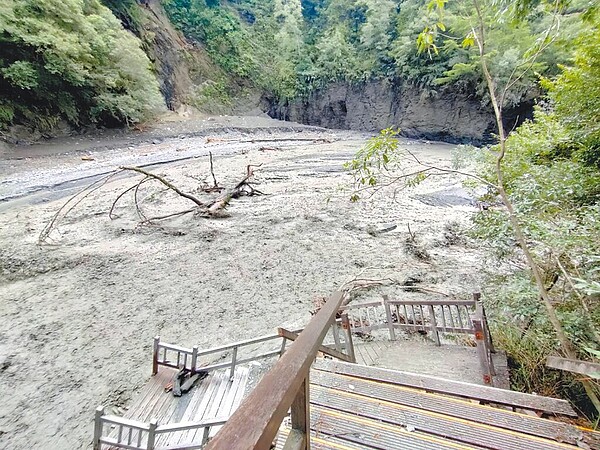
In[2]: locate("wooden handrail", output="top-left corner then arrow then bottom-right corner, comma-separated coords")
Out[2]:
277,327 -> 352,363
205,291 -> 345,450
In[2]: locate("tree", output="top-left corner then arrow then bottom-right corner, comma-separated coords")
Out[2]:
347,0 -> 600,415
0,0 -> 164,131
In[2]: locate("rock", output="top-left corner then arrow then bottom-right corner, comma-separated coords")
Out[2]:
268,79 -> 534,145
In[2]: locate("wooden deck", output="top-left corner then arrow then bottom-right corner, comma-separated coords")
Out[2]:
277,359 -> 599,450
353,335 -> 510,388
101,366 -> 248,449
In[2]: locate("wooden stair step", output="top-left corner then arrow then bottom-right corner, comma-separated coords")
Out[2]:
311,385 -> 579,450
314,359 -> 576,417
311,368 -> 596,447
306,405 -> 484,450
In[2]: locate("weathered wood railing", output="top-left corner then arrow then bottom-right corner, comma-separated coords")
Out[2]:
339,293 -> 496,385
153,332 -> 287,379
94,295 -> 354,450
153,319 -> 354,380
93,407 -> 227,450
205,291 -> 346,450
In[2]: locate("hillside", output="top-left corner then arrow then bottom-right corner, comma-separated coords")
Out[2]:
0,0 -> 587,143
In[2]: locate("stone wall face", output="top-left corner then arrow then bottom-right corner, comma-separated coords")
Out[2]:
269,80 -> 533,145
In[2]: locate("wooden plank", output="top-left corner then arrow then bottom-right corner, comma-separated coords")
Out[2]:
387,300 -> 476,306
339,301 -> 383,311
313,359 -> 577,417
287,376 -> 310,450
195,333 -> 283,357
340,315 -> 355,364
205,291 -> 346,450
310,369 -> 599,448
282,429 -> 307,450
169,374 -> 216,446
109,368 -> 177,448
124,368 -> 176,420
382,296 -> 396,341
308,405 -> 483,450
355,342 -> 376,365
473,319 -> 493,386
428,304 -> 440,346
157,372 -> 228,448
204,372 -> 232,420
310,387 -> 576,450
277,428 -> 367,450
208,367 -> 250,438
279,328 -> 352,363
547,356 -> 600,379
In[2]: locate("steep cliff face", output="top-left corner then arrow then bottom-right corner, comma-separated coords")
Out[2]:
110,0 -> 194,111
269,80 -> 533,145
141,1 -> 194,110
119,1 -> 262,115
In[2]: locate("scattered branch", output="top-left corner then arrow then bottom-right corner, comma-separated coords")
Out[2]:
39,169 -> 122,244
120,166 -> 206,207
40,159 -> 264,244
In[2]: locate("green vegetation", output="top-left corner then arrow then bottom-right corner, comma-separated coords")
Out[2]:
0,0 -> 588,133
346,1 -> 600,419
0,0 -> 164,133
161,0 -> 582,104
473,8 -> 600,413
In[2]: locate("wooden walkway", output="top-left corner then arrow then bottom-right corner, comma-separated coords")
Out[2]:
277,359 -> 599,450
354,336 -> 510,388
102,367 -> 248,449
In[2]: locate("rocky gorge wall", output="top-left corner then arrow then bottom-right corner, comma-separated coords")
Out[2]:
268,80 -> 534,145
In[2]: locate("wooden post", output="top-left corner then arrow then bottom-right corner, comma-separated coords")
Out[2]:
93,406 -> 104,450
206,291 -> 346,450
428,304 -> 441,346
201,426 -> 210,445
152,336 -> 160,376
191,345 -> 198,374
286,375 -> 310,450
475,294 -> 496,376
474,292 -> 496,353
383,296 -> 396,341
473,318 -> 493,386
332,322 -> 342,352
147,419 -> 158,450
341,314 -> 356,363
279,337 -> 287,357
229,346 -> 238,381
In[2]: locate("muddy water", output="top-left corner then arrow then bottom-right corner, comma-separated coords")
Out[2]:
0,117 -> 482,449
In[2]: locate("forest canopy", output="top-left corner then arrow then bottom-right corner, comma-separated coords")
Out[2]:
163,0 -> 587,104
0,0 -> 592,132
0,0 -> 164,133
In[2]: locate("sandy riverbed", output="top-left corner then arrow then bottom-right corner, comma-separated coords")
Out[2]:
0,116 -> 486,449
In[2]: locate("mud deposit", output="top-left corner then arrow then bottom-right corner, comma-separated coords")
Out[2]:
0,117 -> 485,449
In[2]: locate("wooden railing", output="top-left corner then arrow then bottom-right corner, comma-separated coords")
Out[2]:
153,332 -> 289,379
152,320 -> 354,381
205,291 -> 346,450
339,292 -> 497,385
94,296 -> 354,450
93,407 -> 227,450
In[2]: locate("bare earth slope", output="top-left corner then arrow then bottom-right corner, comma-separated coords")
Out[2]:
0,117 -> 484,449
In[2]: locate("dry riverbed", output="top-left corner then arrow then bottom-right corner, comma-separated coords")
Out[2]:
0,116 -> 486,449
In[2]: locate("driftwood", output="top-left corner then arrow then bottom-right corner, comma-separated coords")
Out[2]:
207,164 -> 263,215
39,159 -> 262,244
115,164 -> 261,220
205,137 -> 334,145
